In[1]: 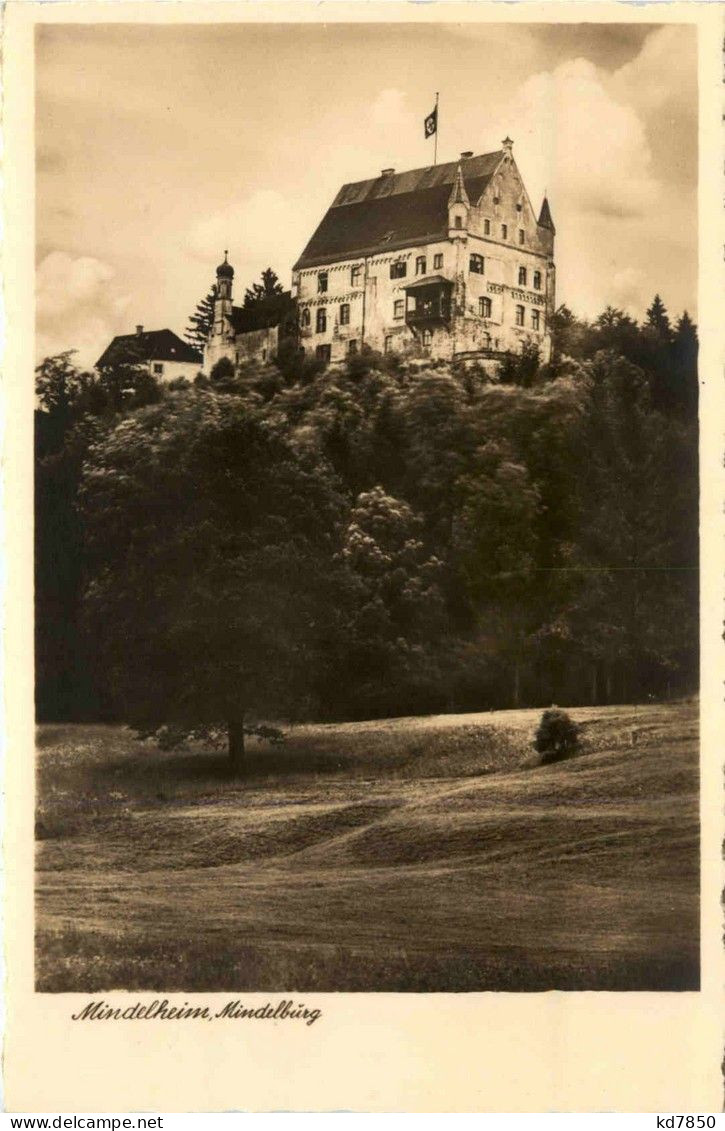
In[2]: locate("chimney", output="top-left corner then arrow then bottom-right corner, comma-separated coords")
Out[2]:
135,324 -> 144,336
460,151 -> 473,159
381,168 -> 395,176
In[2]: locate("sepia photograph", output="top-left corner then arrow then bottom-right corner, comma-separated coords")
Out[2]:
33,16 -> 700,999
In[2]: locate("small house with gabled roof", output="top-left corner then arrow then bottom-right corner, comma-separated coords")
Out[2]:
96,326 -> 202,382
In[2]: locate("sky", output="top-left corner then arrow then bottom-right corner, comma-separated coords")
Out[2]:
36,20 -> 698,367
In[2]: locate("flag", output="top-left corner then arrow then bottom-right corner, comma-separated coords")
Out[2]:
424,105 -> 437,139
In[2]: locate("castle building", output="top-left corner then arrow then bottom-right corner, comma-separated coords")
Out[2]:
292,139 -> 555,366
204,254 -> 296,373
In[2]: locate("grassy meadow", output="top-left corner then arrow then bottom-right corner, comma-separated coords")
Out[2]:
36,700 -> 699,992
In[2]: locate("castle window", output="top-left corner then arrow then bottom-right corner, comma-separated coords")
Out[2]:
484,219 -> 491,235
351,265 -> 362,286
393,299 -> 404,320
384,335 -> 394,353
434,253 -> 443,269
262,349 -> 267,361
479,296 -> 492,318
470,253 -> 484,275
518,230 -> 525,245
390,260 -> 407,279
422,329 -> 432,347
415,256 -> 427,276
532,310 -> 541,331
152,363 -> 163,375
301,307 -> 311,327
340,303 -> 350,326
316,307 -> 327,333
315,344 -> 331,363
501,224 -> 508,239
454,216 -> 463,229
515,304 -> 525,327
518,267 -> 527,286
533,270 -> 542,291
348,339 -> 358,354
318,271 -> 328,294
516,203 -> 522,213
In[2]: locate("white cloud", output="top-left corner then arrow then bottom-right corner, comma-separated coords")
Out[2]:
612,25 -> 697,115
609,266 -> 649,314
505,58 -> 659,220
187,190 -> 317,293
36,251 -> 131,367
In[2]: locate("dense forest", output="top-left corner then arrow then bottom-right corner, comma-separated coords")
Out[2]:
35,297 -> 698,751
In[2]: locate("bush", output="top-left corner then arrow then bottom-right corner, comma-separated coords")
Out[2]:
534,707 -> 580,765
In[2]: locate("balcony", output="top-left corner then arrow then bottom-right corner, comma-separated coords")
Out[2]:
403,275 -> 453,328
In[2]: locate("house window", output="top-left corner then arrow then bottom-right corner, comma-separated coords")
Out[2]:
518,267 -> 527,286
433,253 -> 443,269
152,362 -> 163,375
454,216 -> 463,229
518,229 -> 525,245
469,253 -> 485,274
479,296 -> 492,318
484,219 -> 491,235
315,343 -> 331,363
533,270 -> 542,291
301,307 -> 311,327
316,307 -> 327,333
501,224 -> 508,239
318,271 -> 328,294
416,256 -> 427,276
532,310 -> 541,331
351,265 -> 362,286
348,339 -> 358,354
384,335 -> 394,353
422,329 -> 432,347
515,304 -> 525,327
340,303 -> 350,325
393,299 -> 404,320
390,260 -> 407,279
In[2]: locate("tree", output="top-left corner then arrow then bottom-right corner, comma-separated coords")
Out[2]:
80,389 -> 348,773
646,294 -> 672,340
496,341 -> 541,387
185,288 -> 216,354
565,351 -> 697,702
35,352 -> 164,720
334,487 -> 447,716
670,311 -> 699,418
243,267 -> 284,308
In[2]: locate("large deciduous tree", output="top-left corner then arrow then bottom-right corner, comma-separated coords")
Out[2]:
79,389 -> 348,772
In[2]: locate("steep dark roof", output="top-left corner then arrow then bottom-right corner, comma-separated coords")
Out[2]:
294,151 -> 503,270
96,328 -> 202,369
230,291 -> 294,334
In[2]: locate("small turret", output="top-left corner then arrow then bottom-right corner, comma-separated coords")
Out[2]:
448,163 -> 470,236
538,196 -> 555,235
215,250 -> 234,300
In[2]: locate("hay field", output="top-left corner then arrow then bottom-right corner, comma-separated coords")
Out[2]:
36,700 -> 698,992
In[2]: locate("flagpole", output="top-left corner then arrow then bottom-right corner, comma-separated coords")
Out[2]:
434,91 -> 439,166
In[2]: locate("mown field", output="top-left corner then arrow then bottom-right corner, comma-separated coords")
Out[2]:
36,700 -> 699,992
